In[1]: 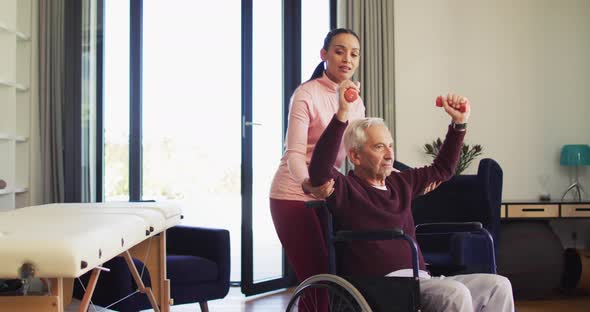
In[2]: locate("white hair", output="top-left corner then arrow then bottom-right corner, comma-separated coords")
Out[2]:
343,117 -> 389,152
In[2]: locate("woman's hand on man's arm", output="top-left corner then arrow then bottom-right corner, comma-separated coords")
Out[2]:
302,178 -> 335,199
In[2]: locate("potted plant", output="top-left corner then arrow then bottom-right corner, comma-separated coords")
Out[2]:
424,138 -> 483,175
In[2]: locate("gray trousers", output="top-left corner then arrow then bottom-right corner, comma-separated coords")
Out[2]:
419,274 -> 514,312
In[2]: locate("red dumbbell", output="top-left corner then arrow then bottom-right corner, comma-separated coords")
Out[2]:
344,88 -> 359,103
436,96 -> 466,113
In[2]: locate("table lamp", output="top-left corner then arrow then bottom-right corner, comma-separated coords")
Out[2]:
560,144 -> 590,201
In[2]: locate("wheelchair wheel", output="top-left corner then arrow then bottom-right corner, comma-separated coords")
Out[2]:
286,274 -> 372,312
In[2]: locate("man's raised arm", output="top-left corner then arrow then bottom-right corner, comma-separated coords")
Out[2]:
308,80 -> 358,187
308,117 -> 348,186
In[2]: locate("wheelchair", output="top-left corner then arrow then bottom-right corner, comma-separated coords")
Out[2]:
285,200 -> 497,312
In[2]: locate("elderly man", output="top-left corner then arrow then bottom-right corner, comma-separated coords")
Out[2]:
308,82 -> 514,312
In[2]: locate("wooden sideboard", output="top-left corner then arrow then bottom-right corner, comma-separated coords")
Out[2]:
498,200 -> 590,299
501,201 -> 590,219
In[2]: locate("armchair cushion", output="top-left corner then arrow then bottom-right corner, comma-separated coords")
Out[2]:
167,254 -> 218,285
449,233 -> 494,273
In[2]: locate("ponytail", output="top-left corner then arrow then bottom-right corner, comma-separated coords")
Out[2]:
308,61 -> 325,81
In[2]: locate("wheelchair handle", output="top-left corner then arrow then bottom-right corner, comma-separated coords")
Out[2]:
415,222 -> 483,234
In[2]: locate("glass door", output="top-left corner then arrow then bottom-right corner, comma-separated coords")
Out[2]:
241,0 -> 292,295
141,0 -> 243,282
100,0 -> 332,296
241,0 -> 332,295
103,0 -> 243,282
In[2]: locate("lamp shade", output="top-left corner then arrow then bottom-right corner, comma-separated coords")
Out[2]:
560,144 -> 590,166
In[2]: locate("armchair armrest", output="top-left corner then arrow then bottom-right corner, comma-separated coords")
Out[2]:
167,226 -> 229,258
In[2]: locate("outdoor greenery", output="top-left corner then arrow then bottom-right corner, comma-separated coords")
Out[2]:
104,138 -> 240,200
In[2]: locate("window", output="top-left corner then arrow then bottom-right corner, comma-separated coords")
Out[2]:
103,0 -> 130,201
93,0 -> 333,292
141,0 -> 242,281
301,0 -> 330,82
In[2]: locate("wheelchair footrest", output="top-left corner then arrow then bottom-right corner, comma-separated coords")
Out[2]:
343,276 -> 421,312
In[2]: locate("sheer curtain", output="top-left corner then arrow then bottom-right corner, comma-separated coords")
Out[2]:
80,0 -> 98,202
343,0 -> 396,133
39,0 -> 65,203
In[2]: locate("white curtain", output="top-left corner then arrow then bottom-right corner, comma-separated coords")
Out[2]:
344,0 -> 396,132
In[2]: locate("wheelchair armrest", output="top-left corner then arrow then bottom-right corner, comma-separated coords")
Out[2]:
334,229 -> 405,242
415,222 -> 483,234
416,222 -> 497,274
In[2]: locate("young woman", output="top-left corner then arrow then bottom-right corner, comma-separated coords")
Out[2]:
269,28 -> 365,284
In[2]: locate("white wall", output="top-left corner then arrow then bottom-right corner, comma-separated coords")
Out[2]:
394,0 -> 590,201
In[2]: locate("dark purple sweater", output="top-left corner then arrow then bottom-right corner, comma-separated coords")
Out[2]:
309,116 -> 465,277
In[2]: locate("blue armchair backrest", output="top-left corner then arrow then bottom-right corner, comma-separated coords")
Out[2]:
395,158 -> 503,250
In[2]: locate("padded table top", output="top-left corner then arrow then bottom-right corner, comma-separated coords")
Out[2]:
0,202 -> 182,278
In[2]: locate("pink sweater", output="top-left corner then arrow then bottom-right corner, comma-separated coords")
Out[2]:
270,73 -> 365,201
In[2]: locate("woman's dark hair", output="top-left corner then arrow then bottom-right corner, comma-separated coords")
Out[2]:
308,28 -> 360,81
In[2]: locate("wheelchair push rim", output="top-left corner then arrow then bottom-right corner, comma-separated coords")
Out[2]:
286,274 -> 373,312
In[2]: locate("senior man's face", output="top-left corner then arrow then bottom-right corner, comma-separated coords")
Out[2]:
357,125 -> 395,180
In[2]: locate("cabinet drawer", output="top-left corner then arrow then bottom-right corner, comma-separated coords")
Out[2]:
561,204 -> 590,217
500,204 -> 506,218
506,204 -> 559,218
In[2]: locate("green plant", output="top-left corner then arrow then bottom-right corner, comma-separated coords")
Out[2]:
424,138 -> 483,175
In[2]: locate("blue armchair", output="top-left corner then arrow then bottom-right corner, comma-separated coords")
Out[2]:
73,225 -> 230,312
395,158 -> 503,276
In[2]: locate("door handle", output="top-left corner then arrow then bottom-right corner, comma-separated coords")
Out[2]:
244,121 -> 262,126
242,116 -> 262,138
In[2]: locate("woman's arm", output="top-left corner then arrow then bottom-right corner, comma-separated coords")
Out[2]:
309,80 -> 358,186
284,91 -> 314,184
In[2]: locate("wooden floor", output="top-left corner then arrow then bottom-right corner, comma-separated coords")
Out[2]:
514,295 -> 590,312
207,287 -> 294,312
63,284 -> 590,311
205,287 -> 590,312
130,286 -> 590,311
138,287 -> 294,312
